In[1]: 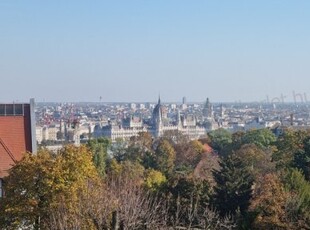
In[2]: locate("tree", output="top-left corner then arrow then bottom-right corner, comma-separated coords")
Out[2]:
165,174 -> 211,228
0,146 -> 99,229
230,131 -> 245,150
162,130 -> 189,145
194,151 -> 220,187
212,154 -> 254,217
127,132 -> 156,169
111,132 -> 156,170
46,170 -> 168,230
208,128 -> 232,153
234,144 -> 275,180
107,159 -> 145,185
110,138 -> 128,162
129,131 -> 153,150
174,139 -> 204,173
144,169 -> 167,192
293,137 -> 310,181
273,129 -> 309,170
250,173 -> 289,230
241,128 -> 276,149
284,169 -> 310,228
87,137 -> 111,177
105,174 -> 168,229
154,139 -> 176,176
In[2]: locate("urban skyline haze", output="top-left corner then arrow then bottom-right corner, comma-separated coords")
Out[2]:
1,1 -> 310,103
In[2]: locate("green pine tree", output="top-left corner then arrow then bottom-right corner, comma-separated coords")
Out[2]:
87,137 -> 111,177
293,137 -> 310,181
212,154 -> 254,217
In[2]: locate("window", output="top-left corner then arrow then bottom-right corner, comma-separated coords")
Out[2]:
0,104 -> 24,116
5,104 -> 14,115
0,105 -> 5,115
14,104 -> 23,115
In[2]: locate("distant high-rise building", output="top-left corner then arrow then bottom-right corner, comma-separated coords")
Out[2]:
0,99 -> 36,196
181,96 -> 187,110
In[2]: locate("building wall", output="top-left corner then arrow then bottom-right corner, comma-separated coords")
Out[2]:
36,126 -> 43,144
47,127 -> 58,141
0,103 -> 34,178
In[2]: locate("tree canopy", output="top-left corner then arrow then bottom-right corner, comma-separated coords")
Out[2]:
1,127 -> 310,229
0,145 -> 99,229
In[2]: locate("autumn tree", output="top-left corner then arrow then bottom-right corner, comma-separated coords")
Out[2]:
234,144 -> 275,180
250,173 -> 289,230
174,139 -> 204,173
273,129 -> 310,170
46,169 -> 168,230
194,151 -> 220,187
126,132 -> 154,163
129,131 -> 153,150
129,132 -> 157,170
162,130 -> 189,145
111,132 -> 157,170
107,159 -> 145,184
144,169 -> 167,192
164,174 -> 210,228
0,145 -> 99,229
154,139 -> 176,176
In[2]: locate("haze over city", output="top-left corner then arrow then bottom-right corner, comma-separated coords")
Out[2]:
1,1 -> 310,102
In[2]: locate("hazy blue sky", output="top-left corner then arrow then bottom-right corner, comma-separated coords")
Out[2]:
1,1 -> 310,103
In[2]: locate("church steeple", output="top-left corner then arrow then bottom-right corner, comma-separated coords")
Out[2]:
152,95 -> 163,128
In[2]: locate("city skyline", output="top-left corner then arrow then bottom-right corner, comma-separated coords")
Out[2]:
1,1 -> 310,103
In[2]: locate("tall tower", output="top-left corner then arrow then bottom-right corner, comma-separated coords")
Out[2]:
152,96 -> 163,137
182,96 -> 187,110
203,98 -> 213,118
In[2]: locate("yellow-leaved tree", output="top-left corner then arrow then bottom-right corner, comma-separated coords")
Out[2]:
250,173 -> 289,229
0,145 -> 99,230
